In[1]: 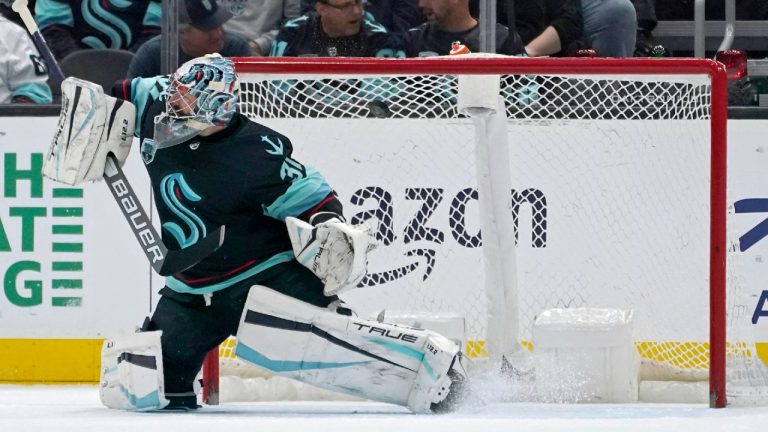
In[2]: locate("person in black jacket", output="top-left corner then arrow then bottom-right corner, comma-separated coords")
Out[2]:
471,0 -> 581,56
631,0 -> 655,56
520,0 -> 582,56
404,0 -> 524,56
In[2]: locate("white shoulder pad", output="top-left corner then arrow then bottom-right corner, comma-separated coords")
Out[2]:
100,331 -> 169,411
43,77 -> 135,185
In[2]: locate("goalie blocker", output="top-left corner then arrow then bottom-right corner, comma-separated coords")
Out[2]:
43,77 -> 134,185
234,285 -> 468,413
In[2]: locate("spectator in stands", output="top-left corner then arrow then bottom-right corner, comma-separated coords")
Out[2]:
0,14 -> 52,104
270,0 -> 405,57
632,0 -> 655,56
223,0 -> 301,56
580,0 -> 636,57
517,0 -> 582,57
477,0 -> 632,57
300,0 -> 424,34
127,0 -> 250,78
403,0 -> 524,56
34,0 -> 160,61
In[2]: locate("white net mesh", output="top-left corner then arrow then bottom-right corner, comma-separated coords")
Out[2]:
215,59 -> 768,404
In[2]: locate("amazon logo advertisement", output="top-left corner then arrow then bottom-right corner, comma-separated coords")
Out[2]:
346,186 -> 547,286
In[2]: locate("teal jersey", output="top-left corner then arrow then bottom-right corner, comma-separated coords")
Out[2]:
270,12 -> 405,58
113,77 -> 342,293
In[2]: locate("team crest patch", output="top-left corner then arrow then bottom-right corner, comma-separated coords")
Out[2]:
141,138 -> 157,164
327,46 -> 338,57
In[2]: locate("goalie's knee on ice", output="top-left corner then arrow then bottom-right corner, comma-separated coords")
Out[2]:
99,331 -> 170,411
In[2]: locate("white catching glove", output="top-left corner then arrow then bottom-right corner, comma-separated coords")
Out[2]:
43,77 -> 135,185
286,216 -> 377,296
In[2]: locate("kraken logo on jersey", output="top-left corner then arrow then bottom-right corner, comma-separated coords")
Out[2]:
159,173 -> 207,249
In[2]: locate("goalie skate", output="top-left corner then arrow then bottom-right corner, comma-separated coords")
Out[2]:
429,356 -> 470,413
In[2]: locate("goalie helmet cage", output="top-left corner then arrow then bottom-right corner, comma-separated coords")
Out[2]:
199,56 -> 765,408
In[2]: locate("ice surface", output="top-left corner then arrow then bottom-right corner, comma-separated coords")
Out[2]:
2,384 -> 768,432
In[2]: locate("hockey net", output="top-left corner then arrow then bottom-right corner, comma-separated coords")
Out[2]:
203,56 -> 768,407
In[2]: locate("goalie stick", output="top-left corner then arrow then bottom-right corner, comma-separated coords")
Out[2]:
103,156 -> 225,276
10,0 -> 225,276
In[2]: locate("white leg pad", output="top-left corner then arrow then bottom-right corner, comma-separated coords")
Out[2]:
99,331 -> 170,411
234,285 -> 460,413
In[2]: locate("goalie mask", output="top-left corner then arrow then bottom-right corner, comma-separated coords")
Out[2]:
153,54 -> 239,148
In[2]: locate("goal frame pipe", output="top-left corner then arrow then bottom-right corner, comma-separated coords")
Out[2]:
224,57 -> 729,408
202,346 -> 219,405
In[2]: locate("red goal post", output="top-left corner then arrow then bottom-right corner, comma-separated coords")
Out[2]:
202,57 -> 730,407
